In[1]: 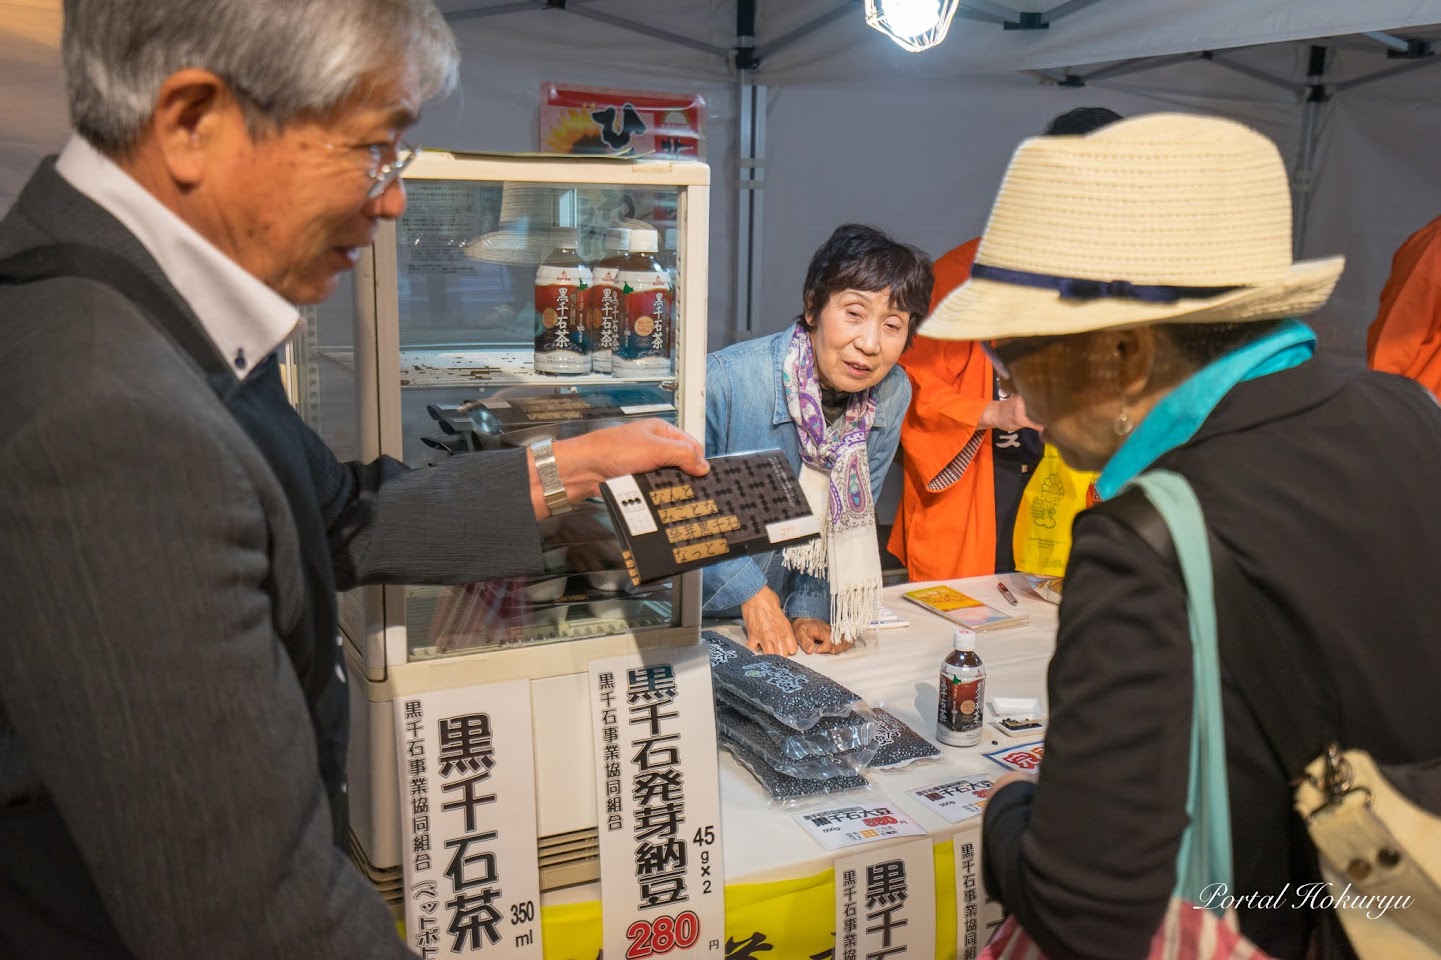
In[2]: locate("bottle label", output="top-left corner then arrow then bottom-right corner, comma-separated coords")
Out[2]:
590,266 -> 624,356
535,264 -> 588,360
938,668 -> 985,742
616,269 -> 672,364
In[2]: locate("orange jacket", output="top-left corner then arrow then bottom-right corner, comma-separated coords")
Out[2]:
1367,214 -> 1441,399
886,238 -> 999,581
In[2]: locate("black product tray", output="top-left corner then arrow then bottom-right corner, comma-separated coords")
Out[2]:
599,449 -> 819,585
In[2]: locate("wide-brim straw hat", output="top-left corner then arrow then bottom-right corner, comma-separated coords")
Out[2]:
464,182 -> 577,266
920,113 -> 1345,341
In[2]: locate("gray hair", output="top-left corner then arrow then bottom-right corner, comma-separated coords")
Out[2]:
63,0 -> 459,153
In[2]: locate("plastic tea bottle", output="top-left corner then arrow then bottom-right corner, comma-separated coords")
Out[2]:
533,232 -> 591,375
937,629 -> 985,746
588,225 -> 630,374
611,225 -> 673,377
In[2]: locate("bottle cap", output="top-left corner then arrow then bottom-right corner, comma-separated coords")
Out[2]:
952,628 -> 976,651
603,225 -> 632,251
629,225 -> 659,253
546,228 -> 580,253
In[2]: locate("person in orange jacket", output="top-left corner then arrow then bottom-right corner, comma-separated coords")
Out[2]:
1366,213 -> 1441,399
888,107 -> 1122,582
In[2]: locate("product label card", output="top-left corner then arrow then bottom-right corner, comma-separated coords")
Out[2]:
953,826 -> 1007,960
589,646 -> 725,959
834,838 -> 936,960
794,803 -> 927,850
907,776 -> 995,824
983,740 -> 1046,773
394,680 -> 543,958
604,475 -> 659,536
764,514 -> 821,544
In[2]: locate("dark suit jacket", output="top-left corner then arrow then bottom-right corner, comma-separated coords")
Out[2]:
983,353 -> 1441,960
0,160 -> 544,957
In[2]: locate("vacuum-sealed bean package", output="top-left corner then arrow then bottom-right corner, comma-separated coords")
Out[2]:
720,732 -> 869,803
702,630 -> 753,668
714,704 -> 877,779
868,708 -> 943,769
715,688 -> 875,760
710,653 -> 861,731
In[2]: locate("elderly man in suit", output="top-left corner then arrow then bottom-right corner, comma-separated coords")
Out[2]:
0,0 -> 706,956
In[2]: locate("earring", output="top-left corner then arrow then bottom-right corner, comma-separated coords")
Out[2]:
1113,405 -> 1133,437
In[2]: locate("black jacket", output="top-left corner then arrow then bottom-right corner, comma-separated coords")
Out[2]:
983,352 -> 1441,959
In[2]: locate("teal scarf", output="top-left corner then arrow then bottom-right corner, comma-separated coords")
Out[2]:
1095,319 -> 1316,500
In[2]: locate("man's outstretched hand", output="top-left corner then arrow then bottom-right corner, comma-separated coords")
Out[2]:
533,419 -> 709,518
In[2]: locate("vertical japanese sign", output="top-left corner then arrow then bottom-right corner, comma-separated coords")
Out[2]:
541,84 -> 705,159
833,838 -> 936,960
952,825 -> 1006,960
395,680 -> 543,958
589,646 -> 725,959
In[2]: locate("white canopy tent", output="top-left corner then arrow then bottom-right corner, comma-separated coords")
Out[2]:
4,0 -> 1441,355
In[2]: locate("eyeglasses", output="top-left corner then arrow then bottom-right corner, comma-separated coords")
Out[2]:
979,336 -> 1063,380
325,141 -> 423,199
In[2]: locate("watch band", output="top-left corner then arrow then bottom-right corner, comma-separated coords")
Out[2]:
530,438 -> 571,516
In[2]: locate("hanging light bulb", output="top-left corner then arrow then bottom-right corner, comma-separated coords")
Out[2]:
864,0 -> 962,52
882,0 -> 940,38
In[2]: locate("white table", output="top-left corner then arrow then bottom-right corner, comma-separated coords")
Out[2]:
536,574 -> 1059,960
716,574 -> 1059,884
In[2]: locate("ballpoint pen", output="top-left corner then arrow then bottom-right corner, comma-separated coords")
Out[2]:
997,582 -> 1019,606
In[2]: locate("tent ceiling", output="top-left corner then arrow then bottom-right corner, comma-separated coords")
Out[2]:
431,0 -> 1441,81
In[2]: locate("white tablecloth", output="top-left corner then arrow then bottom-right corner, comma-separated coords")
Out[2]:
717,574 -> 1059,884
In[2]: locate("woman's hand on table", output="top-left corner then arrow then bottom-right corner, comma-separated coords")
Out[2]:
741,587 -> 798,656
793,617 -> 853,655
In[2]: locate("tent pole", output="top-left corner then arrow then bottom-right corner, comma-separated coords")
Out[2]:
733,0 -> 765,346
1293,45 -> 1329,259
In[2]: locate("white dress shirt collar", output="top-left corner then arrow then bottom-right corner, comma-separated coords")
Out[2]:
54,135 -> 298,379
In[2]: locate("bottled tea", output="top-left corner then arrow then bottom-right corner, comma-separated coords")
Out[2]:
533,234 -> 591,375
612,225 -> 673,377
588,226 -> 629,374
937,629 -> 985,747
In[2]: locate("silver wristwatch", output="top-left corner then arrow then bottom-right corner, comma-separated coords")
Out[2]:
530,438 -> 571,516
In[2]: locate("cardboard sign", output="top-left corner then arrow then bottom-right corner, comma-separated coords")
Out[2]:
394,679 -> 543,958
795,803 -> 927,850
953,826 -> 1007,960
834,837 -> 937,960
590,646 -> 725,958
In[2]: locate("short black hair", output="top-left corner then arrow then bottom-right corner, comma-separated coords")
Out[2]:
1044,106 -> 1124,136
797,223 -> 934,349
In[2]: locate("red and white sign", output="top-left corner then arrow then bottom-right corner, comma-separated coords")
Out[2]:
541,84 -> 705,159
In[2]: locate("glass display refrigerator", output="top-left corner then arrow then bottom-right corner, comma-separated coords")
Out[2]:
291,150 -> 710,907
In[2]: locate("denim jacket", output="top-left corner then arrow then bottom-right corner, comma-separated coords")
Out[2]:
702,325 -> 911,621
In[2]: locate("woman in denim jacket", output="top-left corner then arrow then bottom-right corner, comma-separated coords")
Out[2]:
703,224 -> 932,656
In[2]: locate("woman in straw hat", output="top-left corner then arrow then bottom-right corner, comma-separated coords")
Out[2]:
922,114 -> 1441,958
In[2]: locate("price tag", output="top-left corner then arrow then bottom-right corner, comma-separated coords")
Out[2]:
907,776 -> 994,824
795,803 -> 926,850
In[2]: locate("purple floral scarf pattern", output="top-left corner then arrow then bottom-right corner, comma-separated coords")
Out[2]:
780,322 -> 882,640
